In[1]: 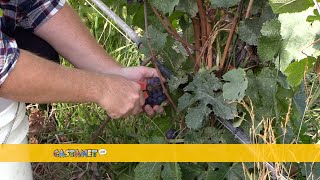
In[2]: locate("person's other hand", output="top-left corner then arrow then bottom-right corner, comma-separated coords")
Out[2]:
119,66 -> 166,117
98,75 -> 145,119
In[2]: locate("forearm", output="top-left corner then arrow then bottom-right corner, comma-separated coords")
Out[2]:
34,4 -> 122,74
0,50 -> 104,104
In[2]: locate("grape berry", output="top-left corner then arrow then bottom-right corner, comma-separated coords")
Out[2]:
166,129 -> 178,139
145,77 -> 167,106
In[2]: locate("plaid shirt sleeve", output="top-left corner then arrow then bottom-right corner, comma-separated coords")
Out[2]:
17,0 -> 66,31
0,37 -> 20,85
0,0 -> 66,86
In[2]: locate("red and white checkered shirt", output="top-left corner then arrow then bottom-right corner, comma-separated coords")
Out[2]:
0,0 -> 65,85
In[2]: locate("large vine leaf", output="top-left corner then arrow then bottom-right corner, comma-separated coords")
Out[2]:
222,68 -> 248,102
284,57 -> 316,87
185,104 -> 211,129
176,0 -> 198,17
278,8 -> 320,72
245,68 -> 278,124
161,163 -> 182,180
198,93 -> 237,120
293,83 -> 307,118
258,19 -> 282,62
134,163 -> 162,180
168,74 -> 188,92
178,70 -> 237,130
238,19 -> 262,46
180,163 -> 206,179
226,163 -> 254,179
177,93 -> 197,111
269,0 -> 315,14
184,70 -> 223,92
149,0 -> 180,15
239,5 -> 275,46
258,36 -> 282,62
140,25 -> 168,56
184,127 -> 237,144
210,0 -> 240,8
200,163 -> 229,180
260,19 -> 281,37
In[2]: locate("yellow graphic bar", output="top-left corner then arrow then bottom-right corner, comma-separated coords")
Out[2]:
0,144 -> 320,162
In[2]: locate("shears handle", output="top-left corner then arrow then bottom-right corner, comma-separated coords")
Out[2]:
137,81 -> 149,99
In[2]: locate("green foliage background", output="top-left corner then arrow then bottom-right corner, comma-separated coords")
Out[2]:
41,0 -> 320,179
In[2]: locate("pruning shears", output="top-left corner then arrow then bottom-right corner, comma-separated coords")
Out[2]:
137,81 -> 149,99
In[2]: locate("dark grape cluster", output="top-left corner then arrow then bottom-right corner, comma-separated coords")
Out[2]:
145,77 -> 167,106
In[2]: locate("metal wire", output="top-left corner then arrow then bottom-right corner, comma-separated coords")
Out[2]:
84,0 -> 135,44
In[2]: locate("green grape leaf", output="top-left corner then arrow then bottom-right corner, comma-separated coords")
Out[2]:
140,25 -> 168,56
222,68 -> 248,102
258,36 -> 282,62
258,19 -> 282,61
176,0 -> 198,17
284,57 -> 316,87
293,83 -> 307,118
278,8 -> 320,72
134,163 -> 162,180
202,127 -> 222,143
239,6 -> 275,46
184,130 -> 206,144
149,0 -> 180,15
184,70 -> 223,92
210,0 -> 240,8
200,163 -> 229,180
218,128 -> 238,144
201,94 -> 237,120
177,93 -> 197,111
168,75 -> 188,92
277,72 -> 290,89
178,70 -> 237,130
307,9 -> 320,22
307,15 -> 320,22
238,19 -> 263,45
246,68 -> 277,124
185,71 -> 237,118
161,163 -> 182,180
185,104 -> 211,130
226,163 -> 251,180
269,0 -> 315,14
184,127 -> 237,144
261,19 -> 281,38
180,163 -> 206,179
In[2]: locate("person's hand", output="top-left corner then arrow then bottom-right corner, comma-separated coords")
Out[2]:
98,74 -> 145,119
118,66 -> 166,117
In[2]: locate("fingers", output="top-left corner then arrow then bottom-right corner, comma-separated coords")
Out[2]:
141,66 -> 158,78
144,105 -> 155,117
143,104 -> 166,117
140,67 -> 166,82
152,105 -> 164,114
131,83 -> 144,115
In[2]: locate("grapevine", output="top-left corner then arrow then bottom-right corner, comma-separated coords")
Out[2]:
75,0 -> 320,179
